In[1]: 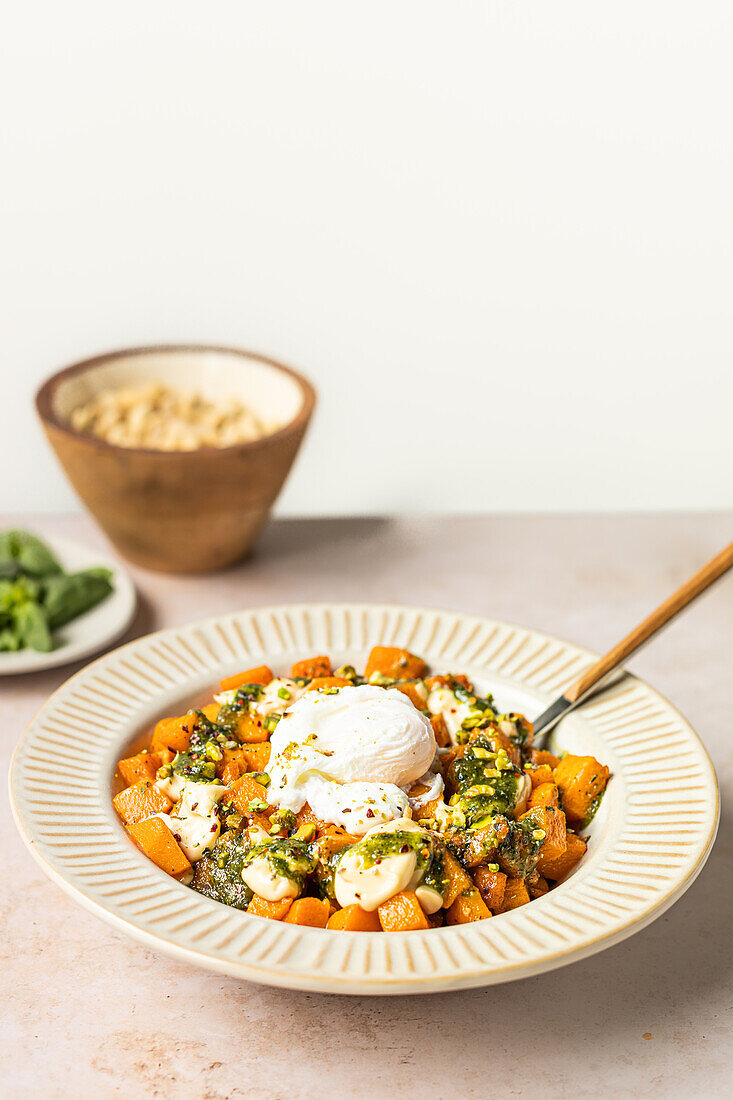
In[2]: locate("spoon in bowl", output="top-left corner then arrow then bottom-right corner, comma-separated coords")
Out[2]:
533,540 -> 733,748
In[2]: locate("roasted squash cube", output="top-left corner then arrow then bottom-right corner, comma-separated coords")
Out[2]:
378,891 -> 430,931
553,754 -> 610,822
283,898 -> 330,927
537,831 -> 587,880
151,714 -> 195,755
127,817 -> 191,878
500,877 -> 530,910
117,750 -> 162,787
327,904 -> 382,931
113,781 -> 172,826
364,646 -> 426,681
291,655 -> 332,679
446,886 -> 491,924
472,866 -> 507,911
219,665 -> 274,692
441,850 -> 474,907
248,895 -> 293,921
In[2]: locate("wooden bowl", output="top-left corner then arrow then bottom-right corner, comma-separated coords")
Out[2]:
36,345 -> 316,573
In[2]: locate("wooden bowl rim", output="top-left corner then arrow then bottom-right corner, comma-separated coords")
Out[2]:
35,344 -> 317,458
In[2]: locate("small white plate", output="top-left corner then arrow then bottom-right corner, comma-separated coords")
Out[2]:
9,603 -> 719,993
0,533 -> 136,675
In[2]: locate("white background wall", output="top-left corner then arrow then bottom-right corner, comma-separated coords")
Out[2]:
1,1 -> 731,516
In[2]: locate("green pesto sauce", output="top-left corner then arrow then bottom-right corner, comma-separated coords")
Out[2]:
216,683 -> 265,733
312,842 -> 349,901
242,837 -> 318,890
356,830 -> 447,898
581,789 -> 605,830
171,717 -> 228,782
496,813 -> 545,877
190,830 -> 254,910
448,736 -> 521,824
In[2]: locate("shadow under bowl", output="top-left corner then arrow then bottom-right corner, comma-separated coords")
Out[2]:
36,345 -> 316,573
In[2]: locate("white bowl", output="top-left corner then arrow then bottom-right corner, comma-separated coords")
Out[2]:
9,603 -> 719,994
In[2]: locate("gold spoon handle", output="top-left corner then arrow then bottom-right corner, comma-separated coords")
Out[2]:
533,540 -> 733,744
564,540 -> 733,703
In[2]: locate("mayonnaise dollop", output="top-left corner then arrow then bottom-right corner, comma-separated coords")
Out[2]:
154,777 -> 226,861
241,857 -> 300,902
334,818 -> 442,913
426,685 -> 475,741
266,685 -> 436,834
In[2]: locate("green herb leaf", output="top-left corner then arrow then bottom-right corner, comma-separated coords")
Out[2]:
13,600 -> 52,652
42,569 -> 114,629
0,529 -> 62,577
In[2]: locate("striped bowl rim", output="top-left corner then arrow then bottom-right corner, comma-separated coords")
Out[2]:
9,603 -> 719,994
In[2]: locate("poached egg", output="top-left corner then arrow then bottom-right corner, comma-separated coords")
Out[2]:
266,684 -> 437,834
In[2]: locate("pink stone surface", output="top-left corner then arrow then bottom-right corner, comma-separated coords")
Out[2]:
2,513 -> 731,1098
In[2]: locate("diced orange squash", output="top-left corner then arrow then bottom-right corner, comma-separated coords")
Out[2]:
435,751 -> 455,779
441,850 -> 474,908
473,866 -> 507,911
200,703 -> 220,722
414,797 -> 441,822
520,804 -> 567,864
227,773 -> 272,816
295,803 -> 322,830
306,676 -> 351,691
127,817 -> 191,878
553,754 -> 610,822
528,781 -> 559,811
220,759 -> 245,786
446,886 -> 491,925
394,682 -> 427,710
216,745 -> 246,782
248,895 -> 293,921
283,897 -> 331,927
378,891 -> 430,932
113,782 -> 173,826
537,831 -> 587,880
327,904 -> 382,931
316,828 -> 359,860
219,665 -> 274,692
291,655 -> 332,679
364,646 -> 426,681
482,726 -> 521,768
527,763 -> 554,788
233,712 -> 270,743
430,713 -> 451,748
240,743 -> 271,772
528,873 -> 549,899
501,878 -> 531,910
151,713 -> 196,754
117,750 -> 162,787
425,673 -> 472,692
531,748 -> 561,769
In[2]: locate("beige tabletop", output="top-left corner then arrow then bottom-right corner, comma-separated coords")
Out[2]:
2,512 -> 731,1099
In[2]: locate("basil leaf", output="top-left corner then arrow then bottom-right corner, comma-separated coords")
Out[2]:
42,569 -> 114,629
13,600 -> 52,652
4,530 -> 62,577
